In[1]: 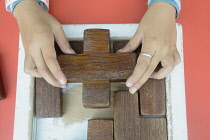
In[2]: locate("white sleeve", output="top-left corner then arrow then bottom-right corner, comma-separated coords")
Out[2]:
5,0 -> 50,13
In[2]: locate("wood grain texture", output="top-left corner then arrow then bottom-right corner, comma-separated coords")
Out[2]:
35,78 -> 61,118
140,79 -> 166,116
70,41 -> 84,54
58,31 -> 136,82
58,53 -> 136,82
113,40 -> 129,53
114,91 -> 167,140
0,71 -> 5,100
84,29 -> 110,52
88,119 -> 113,140
57,30 -> 136,108
114,91 -> 141,139
83,80 -> 110,108
140,118 -> 167,140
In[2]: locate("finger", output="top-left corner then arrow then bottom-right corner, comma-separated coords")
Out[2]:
126,54 -> 151,88
150,54 -> 175,79
24,53 -> 42,78
129,51 -> 162,94
173,48 -> 181,65
117,31 -> 143,53
41,42 -> 67,87
125,41 -> 157,88
31,48 -> 64,88
53,24 -> 75,54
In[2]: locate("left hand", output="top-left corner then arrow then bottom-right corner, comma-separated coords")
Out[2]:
117,2 -> 181,94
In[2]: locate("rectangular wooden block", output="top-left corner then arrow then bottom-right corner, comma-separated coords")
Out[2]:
35,78 -> 61,118
84,29 -> 110,52
88,119 -> 113,140
58,53 -> 136,81
69,41 -> 84,54
83,80 -> 110,108
0,71 -> 5,100
140,118 -> 167,140
140,79 -> 166,115
114,91 -> 141,139
113,41 -> 129,53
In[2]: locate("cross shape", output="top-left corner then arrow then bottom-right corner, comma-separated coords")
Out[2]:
57,29 -> 136,108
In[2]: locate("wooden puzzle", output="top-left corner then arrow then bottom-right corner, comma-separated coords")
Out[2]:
14,24 -> 187,140
35,29 -> 168,139
35,29 -> 136,117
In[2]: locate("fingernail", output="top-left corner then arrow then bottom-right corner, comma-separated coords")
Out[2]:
126,82 -> 133,87
117,49 -> 123,52
69,49 -> 76,54
130,88 -> 137,94
59,79 -> 66,85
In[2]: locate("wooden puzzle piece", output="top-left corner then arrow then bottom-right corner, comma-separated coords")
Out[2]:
58,52 -> 136,81
0,71 -> 5,100
58,29 -> 136,108
139,117 -> 167,140
36,78 -> 61,118
83,29 -> 110,52
140,78 -> 166,115
114,91 -> 167,140
83,80 -> 110,108
88,119 -> 113,140
114,91 -> 141,139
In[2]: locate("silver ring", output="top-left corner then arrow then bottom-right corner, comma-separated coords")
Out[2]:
140,53 -> 152,58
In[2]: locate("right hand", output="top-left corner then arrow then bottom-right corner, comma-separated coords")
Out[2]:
14,0 -> 75,88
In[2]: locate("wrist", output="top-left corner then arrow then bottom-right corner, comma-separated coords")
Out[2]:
13,0 -> 42,19
149,1 -> 176,19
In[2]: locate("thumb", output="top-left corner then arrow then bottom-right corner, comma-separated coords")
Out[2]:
117,31 -> 143,53
54,26 -> 75,54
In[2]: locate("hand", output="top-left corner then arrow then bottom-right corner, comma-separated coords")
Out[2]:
117,2 -> 181,94
14,0 -> 75,88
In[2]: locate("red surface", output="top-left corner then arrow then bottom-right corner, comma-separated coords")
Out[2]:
0,0 -> 210,139
0,1 -> 19,140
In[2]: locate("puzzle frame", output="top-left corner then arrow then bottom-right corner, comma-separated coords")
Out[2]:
13,24 -> 188,140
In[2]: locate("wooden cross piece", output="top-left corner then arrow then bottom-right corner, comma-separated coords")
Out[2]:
58,29 -> 136,108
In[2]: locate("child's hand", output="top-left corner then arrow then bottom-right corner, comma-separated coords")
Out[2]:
14,0 -> 75,88
118,2 -> 181,94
